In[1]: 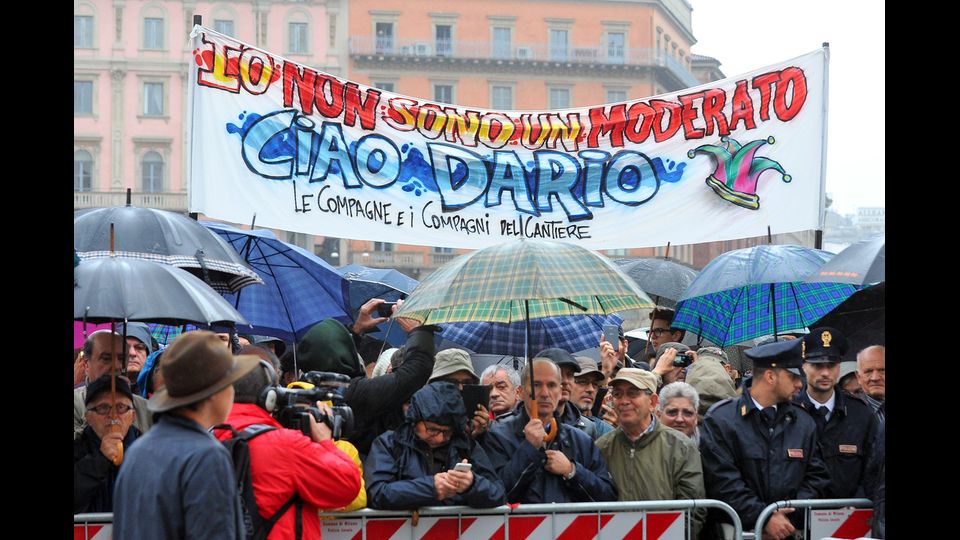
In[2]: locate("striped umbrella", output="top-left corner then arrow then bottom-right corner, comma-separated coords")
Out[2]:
673,244 -> 859,347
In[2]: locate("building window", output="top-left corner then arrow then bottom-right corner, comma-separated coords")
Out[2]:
74,81 -> 93,115
373,242 -> 394,252
375,22 -> 394,54
329,14 -> 337,48
214,19 -> 234,36
74,150 -> 93,192
75,15 -> 94,48
549,87 -> 570,109
491,85 -> 513,109
434,84 -> 454,103
549,29 -> 568,60
289,22 -> 308,54
144,17 -> 164,50
435,24 -> 452,56
606,88 -> 628,103
433,247 -> 453,254
372,81 -> 394,92
607,32 -> 625,64
492,27 -> 511,59
144,82 -> 163,116
142,151 -> 164,193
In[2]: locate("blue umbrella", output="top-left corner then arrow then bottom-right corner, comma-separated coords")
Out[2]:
673,244 -> 859,347
338,263 -> 419,346
202,222 -> 352,342
439,314 -> 623,358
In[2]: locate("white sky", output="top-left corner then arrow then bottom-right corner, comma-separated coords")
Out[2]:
688,1 -> 884,216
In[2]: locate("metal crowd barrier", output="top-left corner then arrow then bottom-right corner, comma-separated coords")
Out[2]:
317,499 -> 742,539
75,499 -> 743,540
746,498 -> 874,540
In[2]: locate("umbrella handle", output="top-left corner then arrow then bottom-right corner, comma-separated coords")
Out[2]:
529,406 -> 559,443
111,423 -> 124,466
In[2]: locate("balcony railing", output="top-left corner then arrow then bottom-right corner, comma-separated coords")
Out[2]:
74,191 -> 188,212
350,37 -> 700,89
429,252 -> 457,266
350,251 -> 423,268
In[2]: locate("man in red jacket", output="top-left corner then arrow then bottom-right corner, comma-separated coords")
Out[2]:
216,359 -> 362,540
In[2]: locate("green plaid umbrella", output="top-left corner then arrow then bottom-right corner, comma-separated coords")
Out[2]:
394,239 -> 654,326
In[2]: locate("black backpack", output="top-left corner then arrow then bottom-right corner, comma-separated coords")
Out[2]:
215,424 -> 302,540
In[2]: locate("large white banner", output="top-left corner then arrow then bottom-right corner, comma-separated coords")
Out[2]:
188,27 -> 827,249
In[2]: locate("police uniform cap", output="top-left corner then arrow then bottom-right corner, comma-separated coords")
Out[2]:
801,327 -> 849,363
744,338 -> 804,376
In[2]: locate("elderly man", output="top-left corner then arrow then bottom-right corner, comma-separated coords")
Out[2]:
534,348 -> 600,440
113,331 -> 260,539
74,375 -> 141,513
656,381 -> 701,443
123,322 -> 154,391
74,330 -> 153,439
570,357 -> 614,436
480,364 -> 521,418
365,381 -> 505,510
596,369 -> 705,537
484,358 -> 616,504
795,328 -> 879,499
856,345 -> 885,423
700,339 -> 830,540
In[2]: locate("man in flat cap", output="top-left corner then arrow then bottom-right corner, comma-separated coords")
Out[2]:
794,327 -> 879,499
699,339 -> 830,540
112,331 -> 260,540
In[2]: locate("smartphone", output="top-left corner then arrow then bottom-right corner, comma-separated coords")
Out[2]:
454,462 -> 472,472
602,324 -> 619,352
376,302 -> 397,317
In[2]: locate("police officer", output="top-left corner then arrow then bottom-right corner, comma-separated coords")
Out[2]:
699,339 -> 830,540
794,327 -> 879,499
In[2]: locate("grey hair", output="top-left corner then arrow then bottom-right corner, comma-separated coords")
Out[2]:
856,345 -> 885,369
657,381 -> 700,412
480,364 -> 521,388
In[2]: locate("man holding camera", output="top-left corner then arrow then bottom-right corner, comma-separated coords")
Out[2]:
215,359 -> 362,539
296,299 -> 437,458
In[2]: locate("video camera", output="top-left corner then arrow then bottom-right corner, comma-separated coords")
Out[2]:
272,371 -> 355,440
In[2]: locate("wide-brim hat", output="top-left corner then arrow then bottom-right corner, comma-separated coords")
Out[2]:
148,331 -> 260,413
430,348 -> 479,383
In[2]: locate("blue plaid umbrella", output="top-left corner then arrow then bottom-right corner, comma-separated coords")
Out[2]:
439,314 -> 623,357
673,245 -> 858,347
202,222 -> 352,342
148,323 -> 199,347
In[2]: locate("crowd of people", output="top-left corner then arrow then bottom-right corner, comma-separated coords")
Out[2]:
73,301 -> 885,540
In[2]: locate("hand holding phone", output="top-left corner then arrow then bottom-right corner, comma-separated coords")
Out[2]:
453,462 -> 472,472
376,301 -> 397,318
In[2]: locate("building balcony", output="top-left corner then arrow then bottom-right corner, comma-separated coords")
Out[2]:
349,37 -> 700,90
74,191 -> 188,213
350,250 -> 424,268
429,252 -> 457,266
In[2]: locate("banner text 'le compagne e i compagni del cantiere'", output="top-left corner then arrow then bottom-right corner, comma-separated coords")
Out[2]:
188,27 -> 828,250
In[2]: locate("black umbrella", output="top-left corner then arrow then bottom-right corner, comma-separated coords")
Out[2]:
74,256 -> 250,327
74,199 -> 262,293
806,234 -> 884,286
810,282 -> 884,362
613,257 -> 700,307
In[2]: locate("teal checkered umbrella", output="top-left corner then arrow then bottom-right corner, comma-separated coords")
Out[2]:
395,239 -> 654,326
673,244 -> 859,347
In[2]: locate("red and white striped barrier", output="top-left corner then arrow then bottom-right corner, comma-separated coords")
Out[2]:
321,510 -> 685,540
73,523 -> 111,540
809,508 -> 874,539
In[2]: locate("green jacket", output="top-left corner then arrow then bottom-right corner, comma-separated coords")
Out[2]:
596,418 -> 706,536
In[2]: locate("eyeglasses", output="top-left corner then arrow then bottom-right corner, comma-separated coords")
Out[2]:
86,403 -> 134,416
574,378 -> 602,388
647,328 -> 675,338
610,388 -> 651,400
663,408 -> 697,419
422,423 -> 453,438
